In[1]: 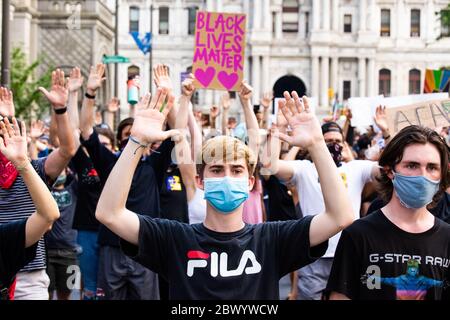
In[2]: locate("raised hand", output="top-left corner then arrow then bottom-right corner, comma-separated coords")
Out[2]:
181,74 -> 196,97
39,69 -> 68,109
276,91 -> 323,150
276,109 -> 288,129
373,105 -> 388,133
130,88 -> 179,145
209,105 -> 220,119
0,87 -> 15,117
67,67 -> 84,93
29,120 -> 45,141
220,92 -> 231,111
260,91 -> 273,109
86,63 -> 106,95
153,64 -> 173,92
0,117 -> 28,168
107,97 -> 120,113
238,80 -> 253,103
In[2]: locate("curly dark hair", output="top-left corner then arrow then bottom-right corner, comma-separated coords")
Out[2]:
376,125 -> 450,207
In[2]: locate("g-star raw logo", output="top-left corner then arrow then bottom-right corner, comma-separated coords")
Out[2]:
187,250 -> 262,277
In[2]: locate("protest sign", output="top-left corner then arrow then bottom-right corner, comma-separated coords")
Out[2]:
192,11 -> 246,91
386,99 -> 450,134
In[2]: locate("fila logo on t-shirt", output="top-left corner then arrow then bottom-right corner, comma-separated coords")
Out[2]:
187,250 -> 262,277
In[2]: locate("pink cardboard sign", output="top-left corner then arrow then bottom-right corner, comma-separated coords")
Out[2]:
192,11 -> 246,91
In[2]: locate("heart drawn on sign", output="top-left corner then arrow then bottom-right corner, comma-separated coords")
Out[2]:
194,67 -> 216,87
217,71 -> 239,90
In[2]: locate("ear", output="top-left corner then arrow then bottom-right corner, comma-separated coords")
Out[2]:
385,166 -> 394,180
248,174 -> 255,191
195,175 -> 204,190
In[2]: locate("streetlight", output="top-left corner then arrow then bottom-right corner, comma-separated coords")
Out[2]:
1,0 -> 10,87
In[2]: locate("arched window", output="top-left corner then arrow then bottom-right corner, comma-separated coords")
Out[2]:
409,69 -> 421,94
379,69 -> 391,96
129,6 -> 140,33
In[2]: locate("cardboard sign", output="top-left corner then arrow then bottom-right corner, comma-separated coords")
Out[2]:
386,99 -> 450,134
192,11 -> 246,91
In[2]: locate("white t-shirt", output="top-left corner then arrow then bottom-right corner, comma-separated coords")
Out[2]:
287,159 -> 376,257
188,188 -> 206,224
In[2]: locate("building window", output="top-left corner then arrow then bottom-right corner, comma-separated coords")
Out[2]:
380,9 -> 390,37
305,12 -> 310,36
441,9 -> 450,37
343,14 -> 352,33
129,6 -> 139,33
343,81 -> 351,100
410,9 -> 420,37
409,69 -> 421,94
188,6 -> 198,35
282,0 -> 299,33
159,6 -> 169,35
379,69 -> 391,96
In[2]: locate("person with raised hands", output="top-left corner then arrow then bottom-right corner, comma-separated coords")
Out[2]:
95,88 -> 352,300
264,91 -> 380,300
0,117 -> 60,300
0,69 -> 76,300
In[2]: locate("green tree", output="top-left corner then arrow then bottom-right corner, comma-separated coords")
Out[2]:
10,47 -> 53,121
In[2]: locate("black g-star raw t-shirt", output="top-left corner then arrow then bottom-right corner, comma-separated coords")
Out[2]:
121,215 -> 327,300
326,210 -> 450,300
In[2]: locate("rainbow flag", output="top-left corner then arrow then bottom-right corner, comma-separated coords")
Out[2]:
424,69 -> 450,93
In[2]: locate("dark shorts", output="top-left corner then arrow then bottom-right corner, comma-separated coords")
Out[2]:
47,248 -> 79,293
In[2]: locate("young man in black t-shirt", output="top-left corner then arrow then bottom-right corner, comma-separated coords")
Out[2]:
95,89 -> 354,299
327,125 -> 450,300
0,118 -> 60,299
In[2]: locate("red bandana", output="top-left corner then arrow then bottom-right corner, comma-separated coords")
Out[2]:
0,152 -> 19,189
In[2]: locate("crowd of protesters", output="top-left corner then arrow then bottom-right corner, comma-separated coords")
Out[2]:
0,62 -> 448,301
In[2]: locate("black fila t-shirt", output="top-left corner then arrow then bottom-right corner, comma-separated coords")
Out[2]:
121,215 -> 327,300
326,210 -> 450,300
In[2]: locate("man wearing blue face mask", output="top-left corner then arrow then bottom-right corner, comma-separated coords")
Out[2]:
95,89 -> 354,299
327,125 -> 450,300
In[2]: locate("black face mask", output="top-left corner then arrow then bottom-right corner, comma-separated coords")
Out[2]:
327,142 -> 343,167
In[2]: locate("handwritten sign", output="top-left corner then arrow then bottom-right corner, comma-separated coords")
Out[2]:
192,11 -> 246,91
386,99 -> 450,134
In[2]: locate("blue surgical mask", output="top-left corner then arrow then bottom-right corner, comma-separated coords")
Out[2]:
203,176 -> 249,214
392,172 -> 440,209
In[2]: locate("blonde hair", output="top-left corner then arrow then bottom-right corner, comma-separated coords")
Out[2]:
197,136 -> 256,177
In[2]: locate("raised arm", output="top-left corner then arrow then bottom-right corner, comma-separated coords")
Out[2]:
0,118 -> 59,248
95,88 -> 179,245
220,92 -> 231,135
67,67 -> 84,149
80,64 -> 106,140
39,69 -> 77,180
276,92 -> 353,247
260,91 -> 273,129
177,74 -> 197,201
238,81 -> 260,157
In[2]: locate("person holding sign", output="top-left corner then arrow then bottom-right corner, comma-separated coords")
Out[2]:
95,90 -> 354,299
327,125 -> 450,300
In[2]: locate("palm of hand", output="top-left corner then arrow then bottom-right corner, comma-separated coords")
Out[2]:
108,100 -> 120,112
132,108 -> 166,143
287,112 -> 322,148
87,76 -> 102,91
30,127 -> 43,139
2,136 -> 27,164
47,85 -> 68,107
68,78 -> 83,92
375,114 -> 388,131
